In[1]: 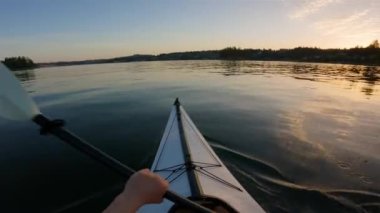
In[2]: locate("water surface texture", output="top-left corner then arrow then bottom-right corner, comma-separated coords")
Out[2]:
1,61 -> 379,212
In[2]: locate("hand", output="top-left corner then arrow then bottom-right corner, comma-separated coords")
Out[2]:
121,168 -> 169,207
103,169 -> 169,213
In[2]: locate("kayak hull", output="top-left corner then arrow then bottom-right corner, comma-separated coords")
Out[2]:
139,100 -> 264,212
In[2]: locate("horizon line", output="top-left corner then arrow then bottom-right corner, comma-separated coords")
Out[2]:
32,44 -> 378,64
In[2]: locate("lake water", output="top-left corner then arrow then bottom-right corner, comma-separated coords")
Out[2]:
1,60 -> 379,213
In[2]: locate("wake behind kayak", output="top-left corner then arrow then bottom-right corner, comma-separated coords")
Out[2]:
139,99 -> 265,212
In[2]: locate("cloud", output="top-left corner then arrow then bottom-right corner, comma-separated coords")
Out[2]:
290,0 -> 342,19
314,10 -> 380,39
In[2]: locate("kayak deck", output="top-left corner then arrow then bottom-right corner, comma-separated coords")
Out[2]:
139,99 -> 264,212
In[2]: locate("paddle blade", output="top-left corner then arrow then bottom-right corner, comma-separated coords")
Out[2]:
0,63 -> 40,120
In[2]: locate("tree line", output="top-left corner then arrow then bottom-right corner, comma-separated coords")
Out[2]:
219,40 -> 380,65
68,39 -> 380,66
2,56 -> 37,71
3,40 -> 380,69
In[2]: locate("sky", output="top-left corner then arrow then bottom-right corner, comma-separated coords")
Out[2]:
0,0 -> 379,62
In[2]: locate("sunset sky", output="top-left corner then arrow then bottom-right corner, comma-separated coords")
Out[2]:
0,0 -> 379,62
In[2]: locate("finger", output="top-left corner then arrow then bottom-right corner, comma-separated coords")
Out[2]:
140,168 -> 150,174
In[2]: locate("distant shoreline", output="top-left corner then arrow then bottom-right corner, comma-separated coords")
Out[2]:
38,58 -> 380,69
37,47 -> 380,68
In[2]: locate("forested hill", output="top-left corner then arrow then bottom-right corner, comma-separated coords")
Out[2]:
5,40 -> 380,69
218,46 -> 380,65
40,41 -> 380,67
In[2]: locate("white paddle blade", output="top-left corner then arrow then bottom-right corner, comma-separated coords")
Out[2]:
0,63 -> 40,120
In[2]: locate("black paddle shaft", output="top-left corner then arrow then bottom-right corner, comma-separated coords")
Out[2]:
33,114 -> 213,213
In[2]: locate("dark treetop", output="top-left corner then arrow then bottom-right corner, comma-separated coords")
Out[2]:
2,56 -> 38,71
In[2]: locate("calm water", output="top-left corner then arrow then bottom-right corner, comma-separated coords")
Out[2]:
1,61 -> 379,213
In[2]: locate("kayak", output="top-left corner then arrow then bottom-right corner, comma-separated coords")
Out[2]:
139,99 -> 265,213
